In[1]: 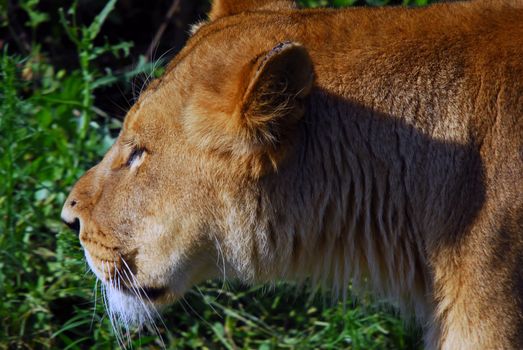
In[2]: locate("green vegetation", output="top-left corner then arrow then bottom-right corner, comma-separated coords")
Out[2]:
300,0 -> 430,7
0,0 -> 430,348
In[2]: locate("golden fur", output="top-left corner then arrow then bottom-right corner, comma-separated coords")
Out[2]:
62,0 -> 523,348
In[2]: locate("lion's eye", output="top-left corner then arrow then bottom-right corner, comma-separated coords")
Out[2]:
126,148 -> 145,168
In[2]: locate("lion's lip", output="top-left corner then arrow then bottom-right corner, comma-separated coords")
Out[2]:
119,284 -> 168,301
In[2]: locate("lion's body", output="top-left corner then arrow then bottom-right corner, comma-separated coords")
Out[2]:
62,1 -> 523,348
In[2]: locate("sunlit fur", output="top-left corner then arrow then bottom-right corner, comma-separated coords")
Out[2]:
62,1 -> 523,349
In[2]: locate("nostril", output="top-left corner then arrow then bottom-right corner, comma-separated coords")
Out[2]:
63,218 -> 80,234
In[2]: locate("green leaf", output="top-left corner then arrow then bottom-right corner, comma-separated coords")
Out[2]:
332,0 -> 357,7
87,0 -> 117,41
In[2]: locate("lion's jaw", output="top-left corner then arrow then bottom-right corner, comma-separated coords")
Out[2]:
86,245 -> 162,327
78,221 -> 213,327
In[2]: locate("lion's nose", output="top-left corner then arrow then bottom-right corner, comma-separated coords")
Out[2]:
61,199 -> 81,234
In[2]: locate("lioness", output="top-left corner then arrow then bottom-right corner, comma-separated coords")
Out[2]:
61,0 -> 523,348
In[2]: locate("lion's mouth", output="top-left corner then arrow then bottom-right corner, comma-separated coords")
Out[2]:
104,283 -> 169,327
83,250 -> 169,302
119,284 -> 168,301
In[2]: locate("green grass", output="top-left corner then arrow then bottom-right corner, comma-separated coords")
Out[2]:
0,1 -> 430,348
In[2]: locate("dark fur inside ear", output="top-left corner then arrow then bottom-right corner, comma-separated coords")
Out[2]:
240,41 -> 314,146
209,0 -> 296,20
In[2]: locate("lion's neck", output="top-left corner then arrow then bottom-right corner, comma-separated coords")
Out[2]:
224,46 -> 483,320
238,91 -> 428,318
246,88 -> 483,320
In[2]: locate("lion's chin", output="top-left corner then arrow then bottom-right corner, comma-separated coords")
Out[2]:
105,284 -> 170,327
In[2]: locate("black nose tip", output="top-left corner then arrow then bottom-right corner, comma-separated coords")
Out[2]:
63,218 -> 80,234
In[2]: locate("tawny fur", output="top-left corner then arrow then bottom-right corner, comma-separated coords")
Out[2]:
62,1 -> 523,349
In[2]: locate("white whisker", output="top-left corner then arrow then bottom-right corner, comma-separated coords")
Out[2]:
118,262 -> 166,349
139,46 -> 177,97
212,232 -> 227,299
120,258 -> 168,330
180,296 -> 213,330
194,286 -> 221,319
90,277 -> 99,330
107,262 -> 127,349
115,262 -> 133,350
101,263 -> 120,348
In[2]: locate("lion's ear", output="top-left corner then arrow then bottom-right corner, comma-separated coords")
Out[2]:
238,41 -> 314,147
183,41 -> 313,174
209,0 -> 296,20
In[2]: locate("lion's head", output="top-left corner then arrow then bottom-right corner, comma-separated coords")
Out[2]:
61,0 -> 314,326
